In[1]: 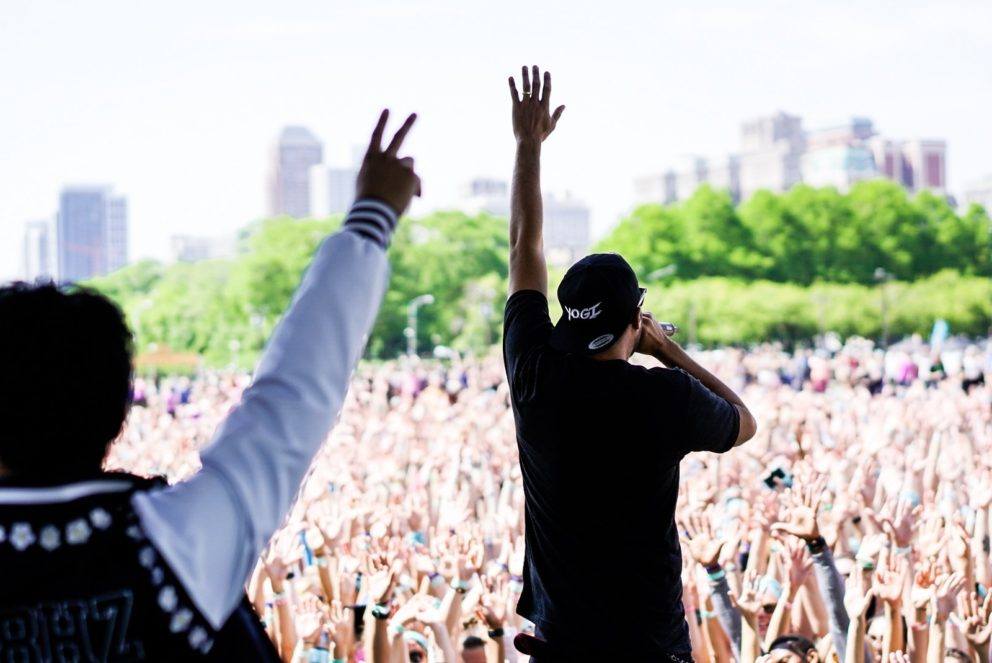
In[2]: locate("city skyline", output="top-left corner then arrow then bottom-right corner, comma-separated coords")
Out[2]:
15,109 -> 978,279
3,0 -> 991,280
635,112 -> 948,205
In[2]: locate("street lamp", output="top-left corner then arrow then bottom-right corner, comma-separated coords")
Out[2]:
874,267 -> 893,349
405,294 -> 435,356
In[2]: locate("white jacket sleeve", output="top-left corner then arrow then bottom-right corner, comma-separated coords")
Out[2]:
133,200 -> 395,628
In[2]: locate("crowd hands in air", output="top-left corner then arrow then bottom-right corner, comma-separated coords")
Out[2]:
103,335 -> 992,663
102,66 -> 992,662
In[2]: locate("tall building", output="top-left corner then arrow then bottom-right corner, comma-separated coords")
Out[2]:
901,139 -> 946,193
633,172 -> 677,205
22,219 -> 56,282
543,193 -> 592,266
269,126 -> 323,218
868,138 -> 946,193
736,112 -> 805,199
802,118 -> 878,190
310,165 -> 358,217
56,186 -> 129,282
963,176 -> 992,213
170,234 -> 237,263
460,178 -> 510,218
459,178 -> 590,266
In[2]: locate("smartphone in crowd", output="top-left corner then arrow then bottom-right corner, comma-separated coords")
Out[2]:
763,467 -> 793,491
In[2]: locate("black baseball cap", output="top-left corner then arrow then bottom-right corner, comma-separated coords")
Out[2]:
549,253 -> 644,355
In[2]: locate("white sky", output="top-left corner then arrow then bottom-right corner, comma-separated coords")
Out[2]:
2,0 -> 991,280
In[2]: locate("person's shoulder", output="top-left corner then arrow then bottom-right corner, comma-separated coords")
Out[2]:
639,364 -> 691,386
504,289 -> 549,313
629,365 -> 694,398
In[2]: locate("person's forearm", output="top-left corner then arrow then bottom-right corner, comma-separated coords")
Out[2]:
659,345 -> 747,411
274,592 -> 297,663
739,615 -> 761,663
367,613 -> 391,663
908,618 -> 928,663
427,621 -> 458,663
883,602 -> 904,657
441,587 -> 462,637
709,573 -> 743,655
927,620 -> 945,663
199,215 -> 391,544
844,615 -> 866,663
249,564 -> 267,619
704,608 -> 732,663
316,556 -> 337,603
801,575 -> 829,640
973,640 -> 991,663
685,608 -> 706,661
977,506 -> 990,588
508,141 -> 548,295
811,546 -> 849,659
510,142 -> 543,252
135,206 -> 394,629
763,587 -> 795,650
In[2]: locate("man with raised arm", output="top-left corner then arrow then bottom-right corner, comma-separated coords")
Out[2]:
0,110 -> 420,661
502,66 -> 758,661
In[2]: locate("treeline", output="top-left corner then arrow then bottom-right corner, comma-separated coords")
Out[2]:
598,180 -> 991,284
643,272 -> 991,346
87,181 -> 991,365
88,212 -> 510,365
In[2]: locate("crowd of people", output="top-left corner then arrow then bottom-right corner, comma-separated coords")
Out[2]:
101,335 -> 991,662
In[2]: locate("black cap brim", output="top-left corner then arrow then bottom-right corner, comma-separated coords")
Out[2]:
549,314 -> 625,355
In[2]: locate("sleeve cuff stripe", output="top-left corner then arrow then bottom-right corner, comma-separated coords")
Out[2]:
351,199 -> 398,227
345,211 -> 391,233
345,219 -> 387,241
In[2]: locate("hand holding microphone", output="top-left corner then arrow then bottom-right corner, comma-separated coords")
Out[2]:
637,312 -> 685,367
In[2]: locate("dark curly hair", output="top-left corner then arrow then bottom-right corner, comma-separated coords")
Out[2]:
0,281 -> 133,478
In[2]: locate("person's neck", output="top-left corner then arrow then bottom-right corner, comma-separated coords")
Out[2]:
590,344 -> 630,362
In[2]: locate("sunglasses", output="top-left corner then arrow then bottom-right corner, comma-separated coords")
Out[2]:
761,604 -> 777,615
637,288 -> 646,307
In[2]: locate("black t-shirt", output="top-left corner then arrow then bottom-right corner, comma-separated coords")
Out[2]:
503,290 -> 740,658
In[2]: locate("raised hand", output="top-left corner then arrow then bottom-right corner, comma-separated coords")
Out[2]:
873,556 -> 909,607
365,552 -> 396,606
844,569 -> 876,621
263,550 -> 293,593
778,538 -> 813,597
730,569 -> 764,625
959,591 -> 992,647
880,499 -> 921,549
508,65 -> 565,146
932,572 -> 966,624
680,510 -> 724,568
325,599 -> 352,658
356,110 -> 421,215
771,483 -> 824,542
296,595 -> 327,646
911,560 -> 937,611
477,577 -> 508,631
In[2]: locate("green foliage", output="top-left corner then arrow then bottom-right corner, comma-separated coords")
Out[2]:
91,212 -> 508,366
599,180 -> 992,284
645,271 -> 992,346
87,185 -> 991,364
371,211 -> 509,358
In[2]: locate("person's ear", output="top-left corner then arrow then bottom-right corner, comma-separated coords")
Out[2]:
632,307 -> 642,330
